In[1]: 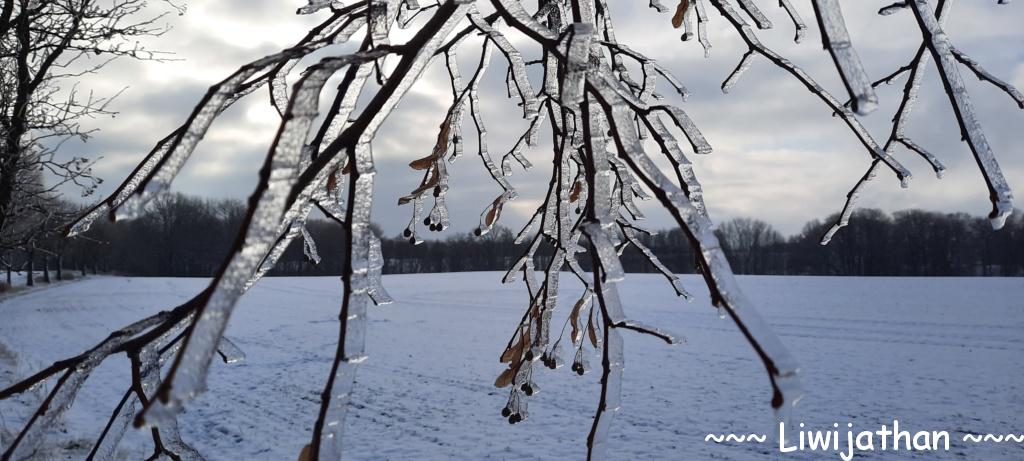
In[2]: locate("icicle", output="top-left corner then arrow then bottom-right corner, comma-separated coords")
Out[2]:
367,234 -> 394,305
314,4 -> 473,457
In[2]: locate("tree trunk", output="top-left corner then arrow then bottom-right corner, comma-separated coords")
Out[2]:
42,256 -> 50,283
0,8 -> 34,241
56,254 -> 63,281
5,263 -> 10,285
0,143 -> 23,239
26,249 -> 34,287
81,261 -> 86,277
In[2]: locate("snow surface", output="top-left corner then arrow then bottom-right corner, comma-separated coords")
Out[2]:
1,273 -> 1022,460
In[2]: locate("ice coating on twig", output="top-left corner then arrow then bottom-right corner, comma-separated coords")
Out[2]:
114,51 -> 303,221
694,0 -> 711,56
820,0 -> 951,244
778,0 -> 807,43
311,3 -> 472,457
590,73 -> 801,415
141,50 -> 386,425
298,0 -> 344,15
722,50 -> 754,93
736,0 -> 773,29
810,0 -> 878,115
216,336 -> 247,364
711,0 -> 910,184
908,0 -> 1013,228
950,46 -> 1024,109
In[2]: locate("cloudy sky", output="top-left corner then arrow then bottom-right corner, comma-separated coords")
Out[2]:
63,1 -> 1024,237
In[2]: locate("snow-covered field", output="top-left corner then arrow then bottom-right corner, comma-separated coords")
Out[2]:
1,273 -> 1022,460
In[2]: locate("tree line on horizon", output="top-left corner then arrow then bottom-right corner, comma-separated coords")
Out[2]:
2,192 -> 1022,286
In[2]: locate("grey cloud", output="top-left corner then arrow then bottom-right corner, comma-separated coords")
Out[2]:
59,0 -> 1024,239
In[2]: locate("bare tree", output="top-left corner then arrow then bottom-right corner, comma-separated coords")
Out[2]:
0,164 -> 76,287
0,0 -> 183,253
1,0 -> 1020,460
715,217 -> 782,273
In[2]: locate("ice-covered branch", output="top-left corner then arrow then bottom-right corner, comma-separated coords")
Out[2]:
10,0 -> 1016,459
908,0 -> 1013,228
809,0 -> 878,114
950,46 -> 1024,109
710,0 -> 910,183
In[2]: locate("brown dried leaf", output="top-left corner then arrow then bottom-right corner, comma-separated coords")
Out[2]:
569,180 -> 582,203
569,296 -> 586,343
409,155 -> 436,170
672,0 -> 689,29
485,195 -> 505,226
500,332 -> 524,363
494,366 -> 516,388
341,161 -> 353,175
326,170 -> 338,192
397,167 -> 441,205
485,207 -> 498,226
587,316 -> 599,348
432,118 -> 452,156
298,444 -> 311,461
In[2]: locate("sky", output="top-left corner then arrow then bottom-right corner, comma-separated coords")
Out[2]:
61,1 -> 1024,237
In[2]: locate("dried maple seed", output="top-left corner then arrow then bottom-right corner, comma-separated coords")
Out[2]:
501,407 -> 512,418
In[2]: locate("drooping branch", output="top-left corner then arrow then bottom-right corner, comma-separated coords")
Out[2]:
711,0 -> 911,184
909,0 -> 1014,227
4,1 -> 1018,460
823,0 -> 1019,242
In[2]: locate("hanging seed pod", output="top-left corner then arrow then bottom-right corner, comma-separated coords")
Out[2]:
671,1 -> 688,28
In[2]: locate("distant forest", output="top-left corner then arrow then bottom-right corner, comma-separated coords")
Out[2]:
5,192 -> 1023,283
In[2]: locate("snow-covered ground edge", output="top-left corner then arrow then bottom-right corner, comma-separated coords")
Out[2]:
1,273 -> 1022,460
